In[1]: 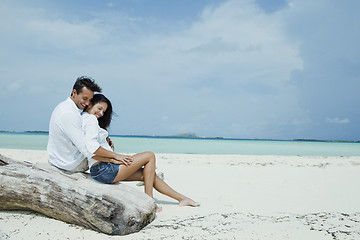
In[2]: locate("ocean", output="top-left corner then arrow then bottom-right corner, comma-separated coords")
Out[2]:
0,132 -> 359,156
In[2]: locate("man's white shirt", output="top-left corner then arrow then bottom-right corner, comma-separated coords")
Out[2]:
47,97 -> 93,171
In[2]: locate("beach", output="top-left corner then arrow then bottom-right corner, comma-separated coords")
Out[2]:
1,149 -> 360,239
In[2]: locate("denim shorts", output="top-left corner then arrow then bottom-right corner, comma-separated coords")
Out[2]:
90,162 -> 119,184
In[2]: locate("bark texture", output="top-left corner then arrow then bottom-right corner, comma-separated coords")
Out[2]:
0,155 -> 156,235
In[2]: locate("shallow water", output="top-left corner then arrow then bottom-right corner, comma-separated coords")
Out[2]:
0,132 -> 359,156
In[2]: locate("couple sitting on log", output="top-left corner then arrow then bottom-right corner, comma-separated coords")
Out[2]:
47,76 -> 199,211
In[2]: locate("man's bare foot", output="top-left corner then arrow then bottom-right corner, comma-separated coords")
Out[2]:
179,198 -> 200,207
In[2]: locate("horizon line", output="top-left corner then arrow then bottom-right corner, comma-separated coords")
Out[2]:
0,130 -> 359,143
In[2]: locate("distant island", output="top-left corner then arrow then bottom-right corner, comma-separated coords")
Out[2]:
293,139 -> 359,143
25,131 -> 49,134
0,130 -> 49,134
170,132 -> 224,139
172,132 -> 199,138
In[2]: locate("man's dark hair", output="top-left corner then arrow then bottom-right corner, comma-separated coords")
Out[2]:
72,76 -> 102,95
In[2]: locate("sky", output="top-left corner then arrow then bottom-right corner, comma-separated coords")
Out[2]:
1,0 -> 359,141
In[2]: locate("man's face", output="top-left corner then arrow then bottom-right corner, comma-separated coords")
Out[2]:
71,87 -> 94,110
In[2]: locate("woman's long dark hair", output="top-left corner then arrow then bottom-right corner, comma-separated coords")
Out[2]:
86,94 -> 113,130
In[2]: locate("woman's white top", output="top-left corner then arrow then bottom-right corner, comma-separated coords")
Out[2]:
81,112 -> 113,168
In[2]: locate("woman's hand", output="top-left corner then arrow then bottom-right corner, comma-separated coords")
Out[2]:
112,154 -> 134,166
107,137 -> 115,151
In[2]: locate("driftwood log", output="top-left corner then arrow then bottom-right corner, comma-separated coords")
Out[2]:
0,154 -> 156,235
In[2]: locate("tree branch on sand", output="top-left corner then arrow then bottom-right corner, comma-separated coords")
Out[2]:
0,155 -> 156,235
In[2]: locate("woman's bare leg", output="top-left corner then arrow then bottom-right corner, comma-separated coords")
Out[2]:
120,152 -> 200,207
113,151 -> 156,197
153,174 -> 199,206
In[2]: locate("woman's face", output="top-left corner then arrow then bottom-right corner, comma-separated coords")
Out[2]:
88,102 -> 108,119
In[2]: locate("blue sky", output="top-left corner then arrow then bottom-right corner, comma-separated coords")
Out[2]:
1,0 -> 359,140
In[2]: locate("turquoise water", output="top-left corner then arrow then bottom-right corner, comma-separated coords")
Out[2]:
0,132 -> 359,156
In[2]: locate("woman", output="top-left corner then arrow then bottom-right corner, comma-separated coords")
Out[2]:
82,94 -> 200,208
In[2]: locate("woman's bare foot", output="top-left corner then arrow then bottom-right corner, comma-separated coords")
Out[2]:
179,198 -> 200,207
156,204 -> 163,212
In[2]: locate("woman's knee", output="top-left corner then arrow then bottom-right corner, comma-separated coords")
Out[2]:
144,151 -> 156,162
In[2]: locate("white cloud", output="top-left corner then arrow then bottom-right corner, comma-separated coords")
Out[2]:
48,1 -> 302,137
3,0 -> 357,140
6,81 -> 21,91
326,118 -> 350,124
24,19 -> 105,50
106,0 -> 305,137
101,0 -> 302,102
107,2 -> 115,8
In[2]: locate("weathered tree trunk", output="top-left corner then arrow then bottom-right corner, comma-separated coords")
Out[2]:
0,155 -> 156,235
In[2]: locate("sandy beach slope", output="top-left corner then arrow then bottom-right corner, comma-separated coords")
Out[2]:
1,149 -> 360,239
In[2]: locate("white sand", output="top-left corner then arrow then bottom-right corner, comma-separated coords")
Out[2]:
1,149 -> 360,239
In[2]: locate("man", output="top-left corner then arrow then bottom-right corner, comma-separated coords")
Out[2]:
47,76 -> 126,172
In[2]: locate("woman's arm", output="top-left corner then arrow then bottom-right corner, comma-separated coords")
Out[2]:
83,114 -> 133,165
91,155 -> 132,166
93,147 -> 133,166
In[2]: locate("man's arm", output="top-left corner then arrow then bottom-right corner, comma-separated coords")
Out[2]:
106,137 -> 115,151
61,112 -> 94,157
